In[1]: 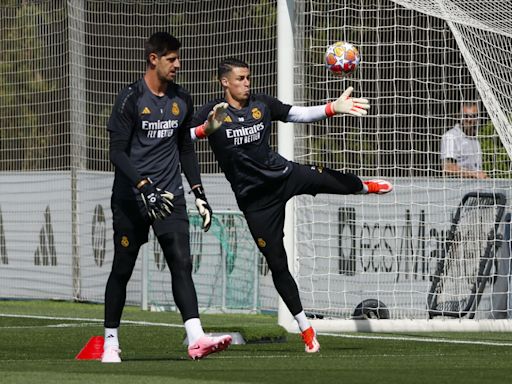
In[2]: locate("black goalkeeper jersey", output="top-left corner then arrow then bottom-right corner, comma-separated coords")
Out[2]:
191,93 -> 292,203
108,78 -> 200,199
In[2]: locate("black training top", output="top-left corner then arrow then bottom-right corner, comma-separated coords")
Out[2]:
191,93 -> 292,203
108,78 -> 201,199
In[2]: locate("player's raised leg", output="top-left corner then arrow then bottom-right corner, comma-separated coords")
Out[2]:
284,163 -> 393,197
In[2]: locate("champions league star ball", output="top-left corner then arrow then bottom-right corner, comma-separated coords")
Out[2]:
324,41 -> 360,77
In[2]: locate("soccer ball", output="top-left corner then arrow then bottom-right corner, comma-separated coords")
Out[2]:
324,41 -> 360,77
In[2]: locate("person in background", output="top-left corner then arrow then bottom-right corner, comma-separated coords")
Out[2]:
441,101 -> 488,179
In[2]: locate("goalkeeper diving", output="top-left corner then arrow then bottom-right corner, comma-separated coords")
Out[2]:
190,58 -> 392,353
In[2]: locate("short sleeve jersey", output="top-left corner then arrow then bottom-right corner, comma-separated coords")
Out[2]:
191,94 -> 292,200
108,79 -> 194,199
440,124 -> 483,171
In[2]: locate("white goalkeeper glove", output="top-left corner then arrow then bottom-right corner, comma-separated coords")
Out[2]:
193,102 -> 229,139
326,86 -> 370,117
192,186 -> 212,232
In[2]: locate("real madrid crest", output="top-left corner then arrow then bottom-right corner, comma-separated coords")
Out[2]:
251,107 -> 262,120
121,236 -> 129,248
257,238 -> 266,248
172,102 -> 180,116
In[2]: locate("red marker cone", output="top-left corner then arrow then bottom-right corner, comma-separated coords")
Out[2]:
75,336 -> 104,360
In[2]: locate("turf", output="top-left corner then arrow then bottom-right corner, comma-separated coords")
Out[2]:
1,300 -> 512,383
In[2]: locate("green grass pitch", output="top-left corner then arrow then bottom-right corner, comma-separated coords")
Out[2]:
1,300 -> 512,383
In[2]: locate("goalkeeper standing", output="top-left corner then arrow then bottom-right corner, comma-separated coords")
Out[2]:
102,32 -> 231,363
190,58 -> 392,353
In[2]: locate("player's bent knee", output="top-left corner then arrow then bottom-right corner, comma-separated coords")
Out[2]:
109,249 -> 139,283
158,232 -> 193,273
169,256 -> 193,275
263,250 -> 289,275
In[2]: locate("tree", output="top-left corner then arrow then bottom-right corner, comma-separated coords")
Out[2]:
0,2 -> 64,171
480,120 -> 511,178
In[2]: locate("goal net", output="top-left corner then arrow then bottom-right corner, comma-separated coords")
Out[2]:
146,210 -> 272,313
290,0 -> 512,331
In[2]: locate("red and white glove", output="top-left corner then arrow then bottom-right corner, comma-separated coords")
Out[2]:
194,102 -> 229,139
325,86 -> 370,117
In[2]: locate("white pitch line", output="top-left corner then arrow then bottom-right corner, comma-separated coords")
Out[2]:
212,353 -> 454,359
321,332 -> 512,347
0,323 -> 97,329
0,313 -> 183,328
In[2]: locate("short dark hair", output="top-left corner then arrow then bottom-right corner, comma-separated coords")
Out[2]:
217,58 -> 249,80
144,32 -> 181,64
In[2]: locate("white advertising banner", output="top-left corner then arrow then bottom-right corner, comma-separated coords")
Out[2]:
1,172 -> 73,299
0,172 -> 254,307
295,179 -> 511,318
1,172 -> 510,317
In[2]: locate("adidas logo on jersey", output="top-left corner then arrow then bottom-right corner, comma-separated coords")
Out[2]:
141,107 -> 151,115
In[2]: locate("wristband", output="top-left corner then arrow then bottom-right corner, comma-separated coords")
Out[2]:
325,102 -> 336,117
192,185 -> 206,199
194,123 -> 208,139
136,178 -> 150,190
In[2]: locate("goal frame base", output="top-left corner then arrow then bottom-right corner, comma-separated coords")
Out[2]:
281,319 -> 512,333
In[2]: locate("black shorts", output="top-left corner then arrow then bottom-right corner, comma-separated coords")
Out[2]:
111,194 -> 189,251
241,162 -> 362,252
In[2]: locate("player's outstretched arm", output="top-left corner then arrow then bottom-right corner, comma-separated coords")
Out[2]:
326,86 -> 370,117
285,86 -> 370,123
191,102 -> 229,140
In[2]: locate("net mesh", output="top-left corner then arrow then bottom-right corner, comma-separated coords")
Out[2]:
392,0 -> 512,164
147,212 -> 268,312
292,0 -> 511,320
429,194 -> 505,317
